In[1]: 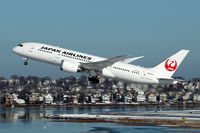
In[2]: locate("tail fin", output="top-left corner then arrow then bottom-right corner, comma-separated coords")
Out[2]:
152,50 -> 189,78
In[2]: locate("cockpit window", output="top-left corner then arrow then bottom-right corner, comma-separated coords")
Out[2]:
18,44 -> 23,47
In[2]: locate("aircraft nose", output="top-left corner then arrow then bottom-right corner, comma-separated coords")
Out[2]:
12,47 -> 18,53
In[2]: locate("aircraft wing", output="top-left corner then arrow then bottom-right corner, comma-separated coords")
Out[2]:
80,55 -> 127,74
121,56 -> 144,64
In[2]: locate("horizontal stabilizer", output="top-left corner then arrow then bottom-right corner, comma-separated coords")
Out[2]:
158,78 -> 174,84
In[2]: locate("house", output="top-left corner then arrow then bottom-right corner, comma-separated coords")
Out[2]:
44,94 -> 53,104
102,94 -> 111,104
147,93 -> 157,102
124,92 -> 133,103
28,95 -> 37,104
112,92 -> 123,102
8,79 -> 20,86
91,95 -> 101,104
136,91 -> 146,102
63,95 -> 69,103
12,93 -> 18,101
4,93 -> 14,105
84,95 -> 90,103
38,96 -> 44,104
159,93 -> 168,102
182,92 -> 192,101
73,97 -> 78,104
195,82 -> 200,89
174,94 -> 183,101
193,94 -> 200,101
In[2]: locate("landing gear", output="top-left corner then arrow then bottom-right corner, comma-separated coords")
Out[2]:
88,76 -> 100,83
23,57 -> 28,66
24,61 -> 28,65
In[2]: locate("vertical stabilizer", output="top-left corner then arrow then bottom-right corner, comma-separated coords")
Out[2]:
152,50 -> 189,78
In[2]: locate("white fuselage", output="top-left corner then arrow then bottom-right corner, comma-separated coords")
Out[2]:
12,42 -> 160,84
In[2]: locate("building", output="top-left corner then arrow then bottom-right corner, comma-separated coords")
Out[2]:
4,93 -> 14,105
28,95 -> 37,104
44,94 -> 53,104
38,96 -> 44,104
182,92 -> 192,101
159,93 -> 168,102
147,93 -> 157,102
136,91 -> 146,102
193,94 -> 200,101
112,92 -> 123,103
102,94 -> 111,104
124,92 -> 133,103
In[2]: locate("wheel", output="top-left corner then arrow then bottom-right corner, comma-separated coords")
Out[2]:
88,76 -> 100,83
24,62 -> 28,65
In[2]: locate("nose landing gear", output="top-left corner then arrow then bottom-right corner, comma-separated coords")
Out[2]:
23,57 -> 29,66
24,61 -> 28,65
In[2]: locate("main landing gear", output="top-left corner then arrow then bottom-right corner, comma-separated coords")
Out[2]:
88,76 -> 100,83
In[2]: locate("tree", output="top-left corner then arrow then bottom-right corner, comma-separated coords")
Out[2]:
11,75 -> 19,79
78,92 -> 86,103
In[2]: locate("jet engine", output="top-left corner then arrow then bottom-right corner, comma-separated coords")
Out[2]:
60,60 -> 81,73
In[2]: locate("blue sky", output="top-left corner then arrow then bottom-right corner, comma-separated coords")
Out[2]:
0,0 -> 199,79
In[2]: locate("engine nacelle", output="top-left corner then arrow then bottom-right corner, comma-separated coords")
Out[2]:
60,60 -> 81,73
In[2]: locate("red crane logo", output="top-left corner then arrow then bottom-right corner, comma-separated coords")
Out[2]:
165,59 -> 177,71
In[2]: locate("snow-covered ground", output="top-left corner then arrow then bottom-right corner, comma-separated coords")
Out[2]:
45,110 -> 200,121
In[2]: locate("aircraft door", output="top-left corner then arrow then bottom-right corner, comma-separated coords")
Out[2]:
141,71 -> 147,81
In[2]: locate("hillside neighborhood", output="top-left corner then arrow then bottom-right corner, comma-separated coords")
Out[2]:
0,75 -> 200,106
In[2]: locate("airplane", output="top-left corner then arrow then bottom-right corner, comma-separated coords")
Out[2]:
12,42 -> 189,84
